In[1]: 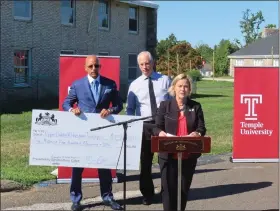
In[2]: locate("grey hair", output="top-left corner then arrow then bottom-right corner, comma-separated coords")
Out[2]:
137,51 -> 153,63
168,73 -> 192,97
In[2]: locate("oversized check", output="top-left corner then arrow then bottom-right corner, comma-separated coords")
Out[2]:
29,109 -> 144,170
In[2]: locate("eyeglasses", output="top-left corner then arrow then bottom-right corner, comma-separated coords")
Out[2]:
87,64 -> 101,69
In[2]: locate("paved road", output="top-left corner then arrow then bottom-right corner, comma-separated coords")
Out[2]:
202,77 -> 234,82
1,156 -> 279,210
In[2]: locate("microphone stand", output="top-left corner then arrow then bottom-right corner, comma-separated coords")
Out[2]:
89,105 -> 185,210
90,115 -> 153,211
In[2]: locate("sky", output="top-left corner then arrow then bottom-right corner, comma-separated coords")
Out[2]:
156,1 -> 279,48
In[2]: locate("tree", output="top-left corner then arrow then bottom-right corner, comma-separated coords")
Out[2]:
195,43 -> 213,64
156,33 -> 179,75
214,39 -> 239,76
156,33 -> 178,59
235,9 -> 265,48
156,41 -> 202,76
265,24 -> 276,28
228,42 -> 240,54
169,42 -> 195,74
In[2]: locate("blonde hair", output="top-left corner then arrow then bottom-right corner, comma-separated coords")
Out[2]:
168,73 -> 192,97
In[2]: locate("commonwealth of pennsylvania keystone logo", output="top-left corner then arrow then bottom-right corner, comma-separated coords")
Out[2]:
35,112 -> 57,126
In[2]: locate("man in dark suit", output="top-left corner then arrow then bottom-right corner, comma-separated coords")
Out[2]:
62,55 -> 123,211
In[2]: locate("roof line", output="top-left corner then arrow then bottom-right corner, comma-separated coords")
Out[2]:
119,0 -> 159,9
228,55 -> 279,59
228,31 -> 279,57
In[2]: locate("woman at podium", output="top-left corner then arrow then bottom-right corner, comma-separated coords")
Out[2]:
153,73 -> 206,211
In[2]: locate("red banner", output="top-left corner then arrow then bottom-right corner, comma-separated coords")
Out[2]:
58,55 -> 120,182
232,67 -> 279,162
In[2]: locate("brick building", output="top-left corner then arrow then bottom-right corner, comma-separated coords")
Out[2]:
228,29 -> 279,77
0,0 -> 158,112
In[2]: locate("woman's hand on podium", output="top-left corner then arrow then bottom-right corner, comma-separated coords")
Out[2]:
188,131 -> 201,137
159,131 -> 167,137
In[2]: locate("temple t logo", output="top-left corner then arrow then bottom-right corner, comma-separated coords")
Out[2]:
240,94 -> 262,121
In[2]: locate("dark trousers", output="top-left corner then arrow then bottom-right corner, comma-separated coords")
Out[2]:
139,122 -> 156,198
159,156 -> 197,211
70,167 -> 113,203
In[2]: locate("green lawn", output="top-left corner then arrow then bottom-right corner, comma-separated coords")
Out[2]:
1,112 -> 56,186
192,81 -> 233,154
1,80 -> 233,186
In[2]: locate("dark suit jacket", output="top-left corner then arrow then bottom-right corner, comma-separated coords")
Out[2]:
62,75 -> 123,114
153,97 -> 206,159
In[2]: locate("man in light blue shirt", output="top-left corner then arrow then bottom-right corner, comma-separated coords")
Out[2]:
126,51 -> 171,205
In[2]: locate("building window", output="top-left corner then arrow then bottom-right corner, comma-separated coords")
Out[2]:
61,50 -> 75,54
253,59 -> 263,66
14,50 -> 31,86
61,0 -> 75,25
98,52 -> 109,56
14,0 -> 32,20
129,7 -> 138,32
128,54 -> 138,81
235,59 -> 244,66
273,59 -> 279,67
98,0 -> 109,29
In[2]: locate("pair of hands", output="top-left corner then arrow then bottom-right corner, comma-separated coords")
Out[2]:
159,131 -> 201,137
71,107 -> 112,118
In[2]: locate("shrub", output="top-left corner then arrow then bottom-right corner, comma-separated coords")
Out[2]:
187,69 -> 202,81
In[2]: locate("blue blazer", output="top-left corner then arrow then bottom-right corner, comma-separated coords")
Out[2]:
62,75 -> 123,114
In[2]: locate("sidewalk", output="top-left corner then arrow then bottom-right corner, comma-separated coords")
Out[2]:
1,154 -> 279,210
202,77 -> 234,82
